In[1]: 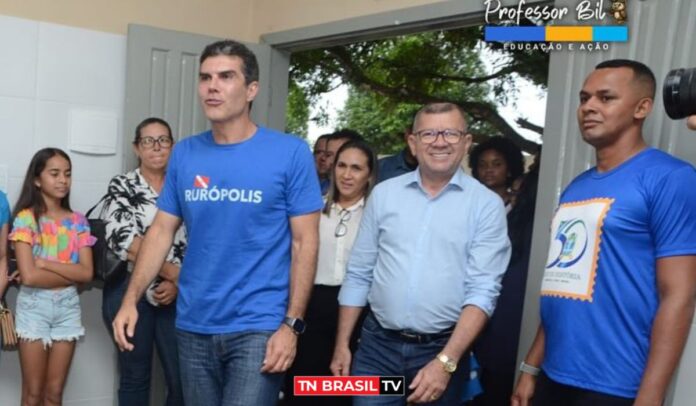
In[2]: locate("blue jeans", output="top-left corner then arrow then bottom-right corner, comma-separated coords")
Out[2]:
352,313 -> 469,406
16,285 -> 83,347
102,273 -> 183,406
176,329 -> 283,406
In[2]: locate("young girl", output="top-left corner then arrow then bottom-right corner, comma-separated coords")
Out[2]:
9,148 -> 95,406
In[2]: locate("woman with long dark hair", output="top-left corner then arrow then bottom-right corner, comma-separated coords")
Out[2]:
10,148 -> 96,405
284,139 -> 378,406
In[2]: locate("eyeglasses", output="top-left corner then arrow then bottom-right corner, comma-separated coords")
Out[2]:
335,209 -> 352,238
139,136 -> 173,149
414,129 -> 467,144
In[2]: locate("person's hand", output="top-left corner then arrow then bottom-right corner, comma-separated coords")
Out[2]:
8,270 -> 20,284
687,115 -> 696,131
330,345 -> 352,376
112,303 -> 139,352
511,373 -> 537,406
407,358 -> 452,403
260,324 -> 297,373
153,280 -> 177,305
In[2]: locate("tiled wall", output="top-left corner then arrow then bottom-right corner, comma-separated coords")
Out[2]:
0,14 -> 127,405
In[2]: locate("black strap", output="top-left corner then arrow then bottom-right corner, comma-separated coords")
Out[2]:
85,192 -> 112,219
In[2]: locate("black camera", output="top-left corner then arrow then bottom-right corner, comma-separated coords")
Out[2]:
663,67 -> 696,119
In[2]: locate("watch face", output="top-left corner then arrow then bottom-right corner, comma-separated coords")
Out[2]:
293,318 -> 306,334
437,354 -> 457,373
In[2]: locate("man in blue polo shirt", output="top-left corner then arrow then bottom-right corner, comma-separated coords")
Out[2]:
513,60 -> 696,406
113,40 -> 323,406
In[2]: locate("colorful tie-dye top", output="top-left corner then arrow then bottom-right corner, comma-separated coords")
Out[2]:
9,208 -> 96,264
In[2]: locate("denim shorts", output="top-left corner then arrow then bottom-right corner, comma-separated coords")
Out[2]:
15,285 -> 84,347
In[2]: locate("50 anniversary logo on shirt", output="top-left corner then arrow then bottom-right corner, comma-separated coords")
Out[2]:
541,198 -> 613,302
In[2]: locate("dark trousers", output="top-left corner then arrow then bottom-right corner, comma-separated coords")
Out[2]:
533,372 -> 634,406
351,313 -> 470,405
102,272 -> 183,406
284,285 -> 352,406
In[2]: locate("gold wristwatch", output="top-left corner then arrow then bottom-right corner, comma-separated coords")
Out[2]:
436,353 -> 457,374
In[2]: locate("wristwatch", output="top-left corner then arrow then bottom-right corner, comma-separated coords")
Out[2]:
519,361 -> 540,376
283,316 -> 307,335
436,353 -> 457,374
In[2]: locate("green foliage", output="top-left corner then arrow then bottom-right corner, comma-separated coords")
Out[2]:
284,81 -> 309,137
288,26 -> 548,153
336,89 -> 420,155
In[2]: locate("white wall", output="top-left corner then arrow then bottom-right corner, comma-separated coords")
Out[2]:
0,14 -> 126,405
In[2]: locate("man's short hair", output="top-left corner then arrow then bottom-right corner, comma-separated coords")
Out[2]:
328,129 -> 364,144
314,133 -> 331,153
200,40 -> 259,85
595,59 -> 656,99
316,133 -> 331,143
412,103 -> 468,132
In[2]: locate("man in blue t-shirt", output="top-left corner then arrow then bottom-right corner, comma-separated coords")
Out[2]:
513,60 -> 696,406
113,40 -> 323,406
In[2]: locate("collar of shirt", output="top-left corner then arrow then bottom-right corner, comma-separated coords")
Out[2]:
331,197 -> 365,213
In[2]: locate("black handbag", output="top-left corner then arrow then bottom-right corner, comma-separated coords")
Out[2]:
86,193 -> 128,283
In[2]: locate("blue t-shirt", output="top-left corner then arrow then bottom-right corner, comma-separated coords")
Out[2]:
540,148 -> 696,398
158,127 -> 323,334
0,191 -> 9,226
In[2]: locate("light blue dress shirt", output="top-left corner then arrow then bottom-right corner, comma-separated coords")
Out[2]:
338,168 -> 511,333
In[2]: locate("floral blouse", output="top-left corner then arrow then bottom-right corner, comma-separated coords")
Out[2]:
9,209 -> 96,264
102,169 -> 186,267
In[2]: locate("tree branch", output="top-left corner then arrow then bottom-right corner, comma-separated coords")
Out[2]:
328,47 -> 540,153
377,58 -> 524,84
515,118 -> 544,136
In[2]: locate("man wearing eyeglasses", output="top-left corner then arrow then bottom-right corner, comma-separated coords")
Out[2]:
331,102 -> 511,405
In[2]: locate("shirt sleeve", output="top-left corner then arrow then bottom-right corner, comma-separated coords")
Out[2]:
462,193 -> 512,317
338,188 -> 381,307
286,140 -> 323,217
166,226 -> 187,265
0,191 -> 9,226
8,209 -> 37,246
75,212 -> 97,248
102,174 -> 141,261
650,165 -> 696,258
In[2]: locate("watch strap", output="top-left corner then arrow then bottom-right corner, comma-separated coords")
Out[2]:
519,361 -> 540,376
283,316 -> 304,335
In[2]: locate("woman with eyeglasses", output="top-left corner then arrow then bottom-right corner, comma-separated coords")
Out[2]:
284,139 -> 377,406
101,117 -> 186,406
